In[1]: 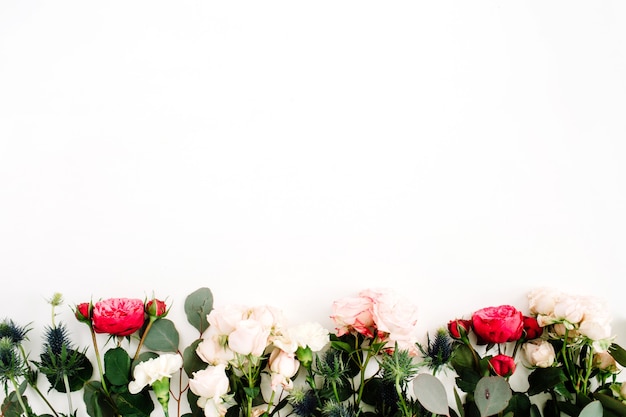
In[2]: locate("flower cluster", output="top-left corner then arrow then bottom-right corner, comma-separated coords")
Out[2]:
1,286 -> 626,417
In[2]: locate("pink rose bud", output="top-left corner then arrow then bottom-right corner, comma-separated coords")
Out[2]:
147,299 -> 168,318
75,302 -> 92,324
447,319 -> 472,339
489,354 -> 516,377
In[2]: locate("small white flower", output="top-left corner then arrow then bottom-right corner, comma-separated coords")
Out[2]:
128,353 -> 183,394
289,322 -> 330,352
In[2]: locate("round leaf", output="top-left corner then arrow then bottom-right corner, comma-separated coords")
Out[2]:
183,339 -> 207,377
184,287 -> 214,333
579,401 -> 603,417
413,373 -> 450,416
475,376 -> 512,417
104,347 -> 131,386
143,318 -> 179,352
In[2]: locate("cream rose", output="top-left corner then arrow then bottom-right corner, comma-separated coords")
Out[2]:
522,339 -> 556,368
268,348 -> 300,390
196,327 -> 235,365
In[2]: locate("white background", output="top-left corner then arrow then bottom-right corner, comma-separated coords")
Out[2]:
1,0 -> 626,409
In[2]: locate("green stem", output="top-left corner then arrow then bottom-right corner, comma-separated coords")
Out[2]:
10,376 -> 29,417
63,373 -> 73,416
89,325 -> 109,396
134,317 -> 156,360
395,378 -> 410,417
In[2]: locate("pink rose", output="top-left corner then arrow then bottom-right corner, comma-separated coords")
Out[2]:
228,319 -> 270,357
268,348 -> 300,390
522,316 -> 543,340
330,295 -> 375,337
471,305 -> 523,344
489,354 -> 516,377
75,302 -> 92,324
92,298 -> 145,336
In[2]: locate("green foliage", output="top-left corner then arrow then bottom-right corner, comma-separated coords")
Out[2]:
184,287 -> 214,334
182,339 -> 206,377
474,377 -> 512,417
143,318 -> 179,352
413,373 -> 450,415
104,347 -> 131,386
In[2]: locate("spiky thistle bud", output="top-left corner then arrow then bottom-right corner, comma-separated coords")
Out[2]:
289,387 -> 318,417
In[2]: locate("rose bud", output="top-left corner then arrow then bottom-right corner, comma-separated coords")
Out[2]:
447,319 -> 472,339
522,316 -> 543,340
147,299 -> 168,319
75,302 -> 92,324
488,354 -> 516,377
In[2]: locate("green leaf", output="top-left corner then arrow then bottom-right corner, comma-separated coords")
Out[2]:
474,376 -> 512,417
83,380 -> 116,417
183,339 -> 207,377
413,373 -> 450,416
527,367 -> 568,396
184,287 -> 214,334
454,388 -> 465,417
579,401 -> 602,417
594,392 -> 626,417
104,347 -> 131,386
609,343 -> 626,367
115,390 -> 155,417
143,318 -> 180,352
2,391 -> 31,417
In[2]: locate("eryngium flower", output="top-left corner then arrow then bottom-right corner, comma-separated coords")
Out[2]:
34,324 -> 92,392
380,347 -> 419,385
418,328 -> 453,374
316,350 -> 348,388
322,400 -> 354,417
289,388 -> 318,417
0,337 -> 25,382
0,319 -> 30,345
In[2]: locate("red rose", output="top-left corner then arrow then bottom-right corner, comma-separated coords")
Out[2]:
447,319 -> 472,339
146,299 -> 167,318
75,302 -> 92,323
522,315 -> 543,340
471,305 -> 523,344
92,298 -> 145,336
488,354 -> 516,377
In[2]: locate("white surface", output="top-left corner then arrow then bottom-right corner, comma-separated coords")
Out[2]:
1,0 -> 625,382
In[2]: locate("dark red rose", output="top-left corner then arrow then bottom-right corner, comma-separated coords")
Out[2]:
489,354 -> 516,377
92,298 -> 145,336
522,315 -> 543,340
448,319 -> 472,339
471,305 -> 523,344
146,299 -> 167,318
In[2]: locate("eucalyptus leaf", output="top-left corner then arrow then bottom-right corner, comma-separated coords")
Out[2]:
183,339 -> 207,377
474,376 -> 512,417
184,287 -> 214,333
83,380 -> 116,417
143,318 -> 179,352
527,367 -> 568,396
413,373 -> 450,416
579,401 -> 602,417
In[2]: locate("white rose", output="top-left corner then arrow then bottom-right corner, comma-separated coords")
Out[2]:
289,322 -> 330,352
522,339 -> 556,368
268,348 -> 300,390
553,296 -> 585,325
128,353 -> 183,394
578,296 -> 612,342
228,319 -> 270,357
197,327 -> 235,365
199,396 -> 231,417
249,305 -> 285,333
189,364 -> 230,400
528,287 -> 561,316
208,305 -> 247,335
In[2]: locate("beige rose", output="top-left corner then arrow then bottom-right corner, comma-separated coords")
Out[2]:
522,339 -> 556,368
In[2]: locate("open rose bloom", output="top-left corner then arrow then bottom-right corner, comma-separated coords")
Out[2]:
92,297 -> 146,336
331,288 -> 420,355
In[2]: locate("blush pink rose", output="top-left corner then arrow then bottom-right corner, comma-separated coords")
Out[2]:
471,305 -> 523,344
92,298 -> 146,336
330,295 -> 375,337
